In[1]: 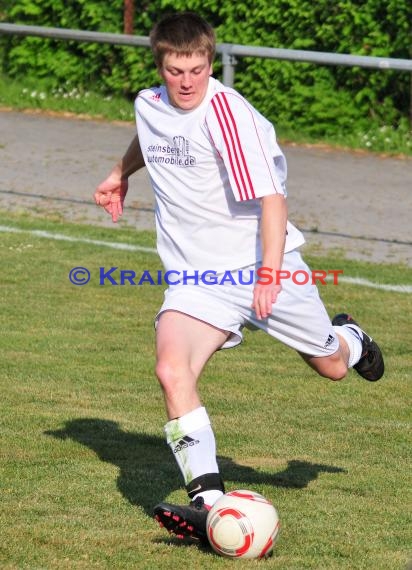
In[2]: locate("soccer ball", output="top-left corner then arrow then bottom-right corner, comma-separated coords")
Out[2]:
206,490 -> 280,559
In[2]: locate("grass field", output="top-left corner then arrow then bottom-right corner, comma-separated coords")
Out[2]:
1,212 -> 411,569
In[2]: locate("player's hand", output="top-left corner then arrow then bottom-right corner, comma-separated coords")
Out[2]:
252,282 -> 282,320
94,174 -> 128,223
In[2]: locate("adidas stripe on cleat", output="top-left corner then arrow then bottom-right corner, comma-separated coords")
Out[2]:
332,313 -> 384,381
153,496 -> 210,542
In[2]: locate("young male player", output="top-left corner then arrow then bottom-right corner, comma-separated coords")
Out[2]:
94,11 -> 384,543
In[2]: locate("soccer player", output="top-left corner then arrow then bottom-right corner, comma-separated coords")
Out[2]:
94,11 -> 384,543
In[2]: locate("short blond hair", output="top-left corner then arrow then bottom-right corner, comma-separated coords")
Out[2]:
150,12 -> 216,67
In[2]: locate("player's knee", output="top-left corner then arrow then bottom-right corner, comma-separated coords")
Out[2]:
323,361 -> 348,381
327,367 -> 348,381
313,358 -> 348,381
155,359 -> 190,394
155,360 -> 176,389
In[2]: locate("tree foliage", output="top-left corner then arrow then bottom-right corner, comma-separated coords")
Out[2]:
1,0 -> 411,137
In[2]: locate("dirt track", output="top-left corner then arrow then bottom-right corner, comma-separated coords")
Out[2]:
0,109 -> 411,265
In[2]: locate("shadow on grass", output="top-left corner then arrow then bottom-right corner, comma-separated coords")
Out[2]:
45,417 -> 346,518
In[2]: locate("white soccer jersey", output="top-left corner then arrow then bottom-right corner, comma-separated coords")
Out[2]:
135,77 -> 304,272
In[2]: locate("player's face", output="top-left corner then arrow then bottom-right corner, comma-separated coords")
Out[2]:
159,52 -> 213,111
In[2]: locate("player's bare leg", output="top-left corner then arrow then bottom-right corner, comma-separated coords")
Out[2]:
154,310 -> 230,541
155,310 -> 230,419
301,313 -> 384,382
300,338 -> 350,380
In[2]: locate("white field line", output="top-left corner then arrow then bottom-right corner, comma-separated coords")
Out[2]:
1,224 -> 411,293
327,275 -> 412,293
0,224 -> 157,253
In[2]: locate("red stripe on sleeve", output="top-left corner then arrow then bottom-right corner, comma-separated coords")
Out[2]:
219,93 -> 255,199
211,97 -> 245,200
212,94 -> 255,200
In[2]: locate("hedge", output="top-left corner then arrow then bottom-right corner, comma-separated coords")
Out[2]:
0,0 -> 411,137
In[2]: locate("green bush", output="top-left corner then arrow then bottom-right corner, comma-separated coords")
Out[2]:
0,0 -> 411,138
208,0 -> 411,136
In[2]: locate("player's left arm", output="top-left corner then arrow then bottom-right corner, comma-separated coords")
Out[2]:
205,92 -> 287,200
206,91 -> 288,318
252,194 -> 287,320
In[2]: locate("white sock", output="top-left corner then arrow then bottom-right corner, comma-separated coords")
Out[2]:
197,489 -> 224,507
164,406 -> 223,506
333,324 -> 363,368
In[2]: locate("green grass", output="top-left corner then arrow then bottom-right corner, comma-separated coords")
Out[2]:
0,74 -> 135,122
1,73 -> 411,156
0,213 -> 411,569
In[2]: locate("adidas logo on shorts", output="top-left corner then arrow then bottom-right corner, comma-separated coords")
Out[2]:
173,435 -> 200,453
324,334 -> 335,349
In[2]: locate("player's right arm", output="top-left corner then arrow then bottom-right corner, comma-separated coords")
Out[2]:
94,134 -> 145,223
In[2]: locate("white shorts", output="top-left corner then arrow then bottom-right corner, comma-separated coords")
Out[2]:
156,250 -> 339,357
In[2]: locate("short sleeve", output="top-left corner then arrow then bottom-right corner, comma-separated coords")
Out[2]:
205,91 -> 287,201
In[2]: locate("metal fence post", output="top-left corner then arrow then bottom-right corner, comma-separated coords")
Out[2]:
220,49 -> 237,88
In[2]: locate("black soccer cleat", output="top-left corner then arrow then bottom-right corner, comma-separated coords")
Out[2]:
332,313 -> 384,381
153,496 -> 210,542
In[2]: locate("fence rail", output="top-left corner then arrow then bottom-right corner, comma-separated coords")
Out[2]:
1,22 -> 411,88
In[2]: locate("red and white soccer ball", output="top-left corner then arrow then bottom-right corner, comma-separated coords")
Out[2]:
206,490 -> 280,559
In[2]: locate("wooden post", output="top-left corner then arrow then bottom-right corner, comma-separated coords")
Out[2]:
123,0 -> 135,35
